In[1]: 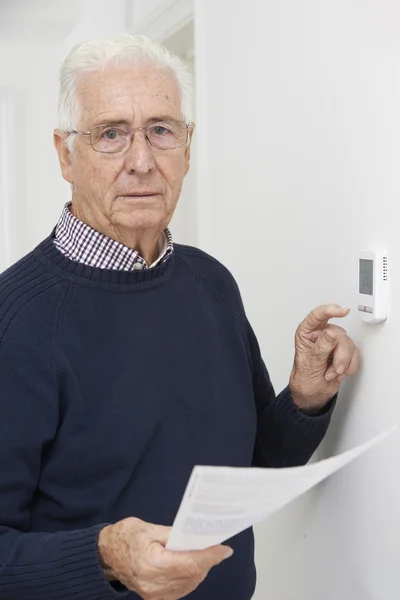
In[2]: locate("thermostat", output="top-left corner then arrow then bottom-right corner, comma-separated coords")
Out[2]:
357,250 -> 388,323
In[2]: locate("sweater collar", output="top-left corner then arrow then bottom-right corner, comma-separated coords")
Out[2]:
34,229 -> 175,291
54,202 -> 174,272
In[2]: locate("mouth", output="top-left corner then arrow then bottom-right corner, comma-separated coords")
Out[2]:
119,193 -> 160,198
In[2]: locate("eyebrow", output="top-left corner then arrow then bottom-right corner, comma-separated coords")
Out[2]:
92,116 -> 185,127
145,116 -> 184,124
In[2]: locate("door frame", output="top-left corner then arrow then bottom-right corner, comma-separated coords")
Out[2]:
128,0 -> 212,250
129,0 -> 194,42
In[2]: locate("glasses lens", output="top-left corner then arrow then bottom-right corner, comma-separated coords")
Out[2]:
147,122 -> 187,149
91,124 -> 130,153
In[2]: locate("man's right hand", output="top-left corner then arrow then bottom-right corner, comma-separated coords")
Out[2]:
97,517 -> 233,600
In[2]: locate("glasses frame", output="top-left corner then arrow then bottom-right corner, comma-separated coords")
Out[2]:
67,120 -> 194,153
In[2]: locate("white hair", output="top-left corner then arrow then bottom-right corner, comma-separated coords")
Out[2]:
58,34 -> 193,150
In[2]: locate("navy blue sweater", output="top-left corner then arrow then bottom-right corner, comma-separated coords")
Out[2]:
0,233 -> 333,599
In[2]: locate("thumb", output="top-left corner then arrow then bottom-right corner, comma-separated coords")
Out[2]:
194,545 -> 234,571
153,525 -> 172,546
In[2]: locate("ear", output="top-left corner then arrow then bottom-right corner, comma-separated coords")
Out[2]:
53,129 -> 74,184
184,122 -> 196,176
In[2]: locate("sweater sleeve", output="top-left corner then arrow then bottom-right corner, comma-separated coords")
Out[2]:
0,302 -> 129,599
247,320 -> 335,468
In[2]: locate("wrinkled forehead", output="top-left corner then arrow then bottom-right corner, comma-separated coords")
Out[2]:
75,64 -> 183,127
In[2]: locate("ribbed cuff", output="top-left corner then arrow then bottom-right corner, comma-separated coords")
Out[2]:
278,386 -> 336,434
0,525 -> 130,600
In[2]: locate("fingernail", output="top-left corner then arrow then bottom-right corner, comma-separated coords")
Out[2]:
338,374 -> 347,382
224,549 -> 234,560
336,365 -> 345,375
325,372 -> 336,382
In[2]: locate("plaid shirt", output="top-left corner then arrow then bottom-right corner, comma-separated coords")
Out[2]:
54,203 -> 173,271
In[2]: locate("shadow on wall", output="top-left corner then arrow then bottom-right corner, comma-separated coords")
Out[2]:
316,374 -> 361,458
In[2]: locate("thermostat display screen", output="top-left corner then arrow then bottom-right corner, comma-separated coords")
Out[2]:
359,259 -> 373,295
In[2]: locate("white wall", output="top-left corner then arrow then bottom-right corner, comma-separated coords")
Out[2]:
0,0 -> 129,265
131,0 -> 168,25
129,0 -> 193,40
0,39 -> 68,262
194,1 -> 400,598
63,0 -> 128,52
0,89 -> 19,270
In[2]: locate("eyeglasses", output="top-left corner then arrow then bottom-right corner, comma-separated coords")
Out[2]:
67,120 -> 194,153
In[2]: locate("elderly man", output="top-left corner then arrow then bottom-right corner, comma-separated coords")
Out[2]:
0,35 -> 359,600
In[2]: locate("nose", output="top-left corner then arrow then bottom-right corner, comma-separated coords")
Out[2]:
124,129 -> 156,174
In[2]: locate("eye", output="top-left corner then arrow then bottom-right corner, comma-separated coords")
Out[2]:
151,125 -> 171,136
102,128 -> 122,140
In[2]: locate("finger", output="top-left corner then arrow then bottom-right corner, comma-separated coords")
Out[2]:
326,343 -> 360,382
304,324 -> 348,344
299,304 -> 350,335
152,525 -> 172,546
324,324 -> 348,338
313,328 -> 340,362
331,337 -> 355,375
192,545 -> 234,571
161,544 -> 233,572
343,345 -> 360,377
154,525 -> 172,546
325,338 -> 353,381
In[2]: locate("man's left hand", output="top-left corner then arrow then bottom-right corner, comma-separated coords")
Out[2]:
289,304 -> 360,413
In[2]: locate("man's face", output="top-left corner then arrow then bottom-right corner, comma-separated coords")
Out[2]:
55,64 -> 193,236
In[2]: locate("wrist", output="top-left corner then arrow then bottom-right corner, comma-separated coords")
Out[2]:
98,525 -> 118,582
290,387 -> 334,416
289,383 -> 327,414
289,367 -> 329,413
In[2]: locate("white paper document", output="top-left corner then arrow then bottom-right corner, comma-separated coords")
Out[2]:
166,427 -> 397,551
